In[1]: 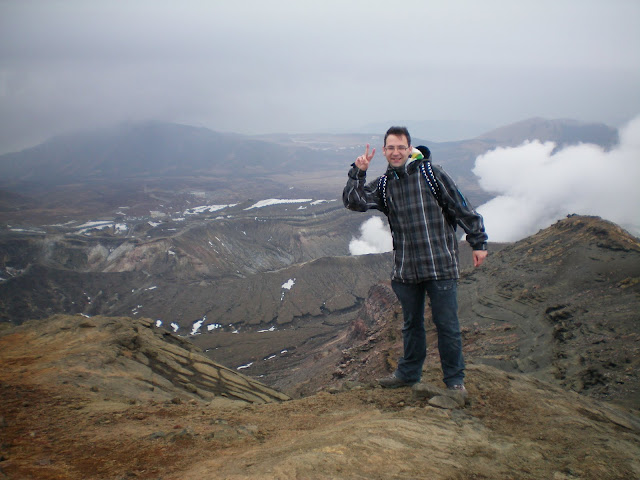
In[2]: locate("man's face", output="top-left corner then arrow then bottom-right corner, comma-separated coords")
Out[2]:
384,134 -> 411,168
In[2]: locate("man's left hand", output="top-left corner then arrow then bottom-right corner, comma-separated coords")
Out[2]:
472,250 -> 488,267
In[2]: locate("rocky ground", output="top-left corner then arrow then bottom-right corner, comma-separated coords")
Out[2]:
221,216 -> 640,413
1,355 -> 639,480
1,285 -> 640,480
0,201 -> 376,326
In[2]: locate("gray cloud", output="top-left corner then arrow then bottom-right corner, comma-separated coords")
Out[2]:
1,0 -> 639,154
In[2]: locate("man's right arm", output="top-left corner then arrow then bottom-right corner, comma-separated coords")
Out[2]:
343,143 -> 385,212
342,164 -> 386,212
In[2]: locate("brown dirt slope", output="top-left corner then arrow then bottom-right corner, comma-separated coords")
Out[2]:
0,314 -> 289,405
1,357 -> 639,479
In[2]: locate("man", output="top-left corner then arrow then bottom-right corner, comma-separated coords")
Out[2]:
343,126 -> 488,394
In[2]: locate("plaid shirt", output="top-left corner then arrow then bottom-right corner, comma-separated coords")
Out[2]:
343,158 -> 487,282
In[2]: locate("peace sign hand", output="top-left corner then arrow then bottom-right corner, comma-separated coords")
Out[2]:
355,144 -> 375,171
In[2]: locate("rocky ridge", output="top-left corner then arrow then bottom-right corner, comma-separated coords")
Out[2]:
267,216 -> 640,411
458,215 -> 640,408
0,314 -> 289,405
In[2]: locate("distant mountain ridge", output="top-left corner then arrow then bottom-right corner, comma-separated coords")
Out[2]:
416,117 -> 619,199
0,118 -> 618,190
0,122 -> 339,186
477,117 -> 619,148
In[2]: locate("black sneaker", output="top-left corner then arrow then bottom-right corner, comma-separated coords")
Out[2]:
447,384 -> 468,398
378,373 -> 417,389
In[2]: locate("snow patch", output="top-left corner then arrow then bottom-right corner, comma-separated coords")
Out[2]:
184,204 -> 237,215
191,316 -> 206,335
244,199 -> 312,210
281,278 -> 296,301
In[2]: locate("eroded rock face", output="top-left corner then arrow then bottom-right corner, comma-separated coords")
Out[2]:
456,215 -> 640,408
0,314 -> 289,404
0,206 -> 382,328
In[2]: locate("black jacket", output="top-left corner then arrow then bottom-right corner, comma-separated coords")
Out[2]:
343,157 -> 487,282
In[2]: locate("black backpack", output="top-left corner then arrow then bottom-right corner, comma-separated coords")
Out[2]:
377,145 -> 457,229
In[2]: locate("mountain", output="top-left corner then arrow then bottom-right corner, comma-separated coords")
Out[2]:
0,122 -> 331,183
420,117 -> 619,202
477,117 -> 619,147
0,121 -> 355,197
461,215 -> 640,407
292,215 -> 639,409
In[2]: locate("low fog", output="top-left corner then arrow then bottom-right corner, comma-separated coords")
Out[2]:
349,115 -> 640,253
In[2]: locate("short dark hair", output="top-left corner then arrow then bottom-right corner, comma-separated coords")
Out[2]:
384,126 -> 411,147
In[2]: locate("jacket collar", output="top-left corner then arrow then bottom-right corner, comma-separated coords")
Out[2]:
386,156 -> 421,177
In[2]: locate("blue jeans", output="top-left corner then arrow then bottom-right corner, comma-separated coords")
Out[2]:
391,279 -> 465,387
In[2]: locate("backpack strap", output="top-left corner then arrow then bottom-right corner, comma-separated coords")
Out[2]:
420,161 -> 442,205
421,160 -> 456,229
378,150 -> 457,229
377,174 -> 389,210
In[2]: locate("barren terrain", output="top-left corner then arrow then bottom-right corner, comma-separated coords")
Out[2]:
1,317 -> 639,480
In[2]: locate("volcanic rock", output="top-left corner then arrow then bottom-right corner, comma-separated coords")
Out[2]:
0,314 -> 289,404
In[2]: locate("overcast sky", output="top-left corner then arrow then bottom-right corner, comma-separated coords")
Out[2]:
1,0 -> 639,154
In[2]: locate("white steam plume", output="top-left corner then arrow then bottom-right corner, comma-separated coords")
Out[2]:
473,116 -> 640,242
349,216 -> 392,255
